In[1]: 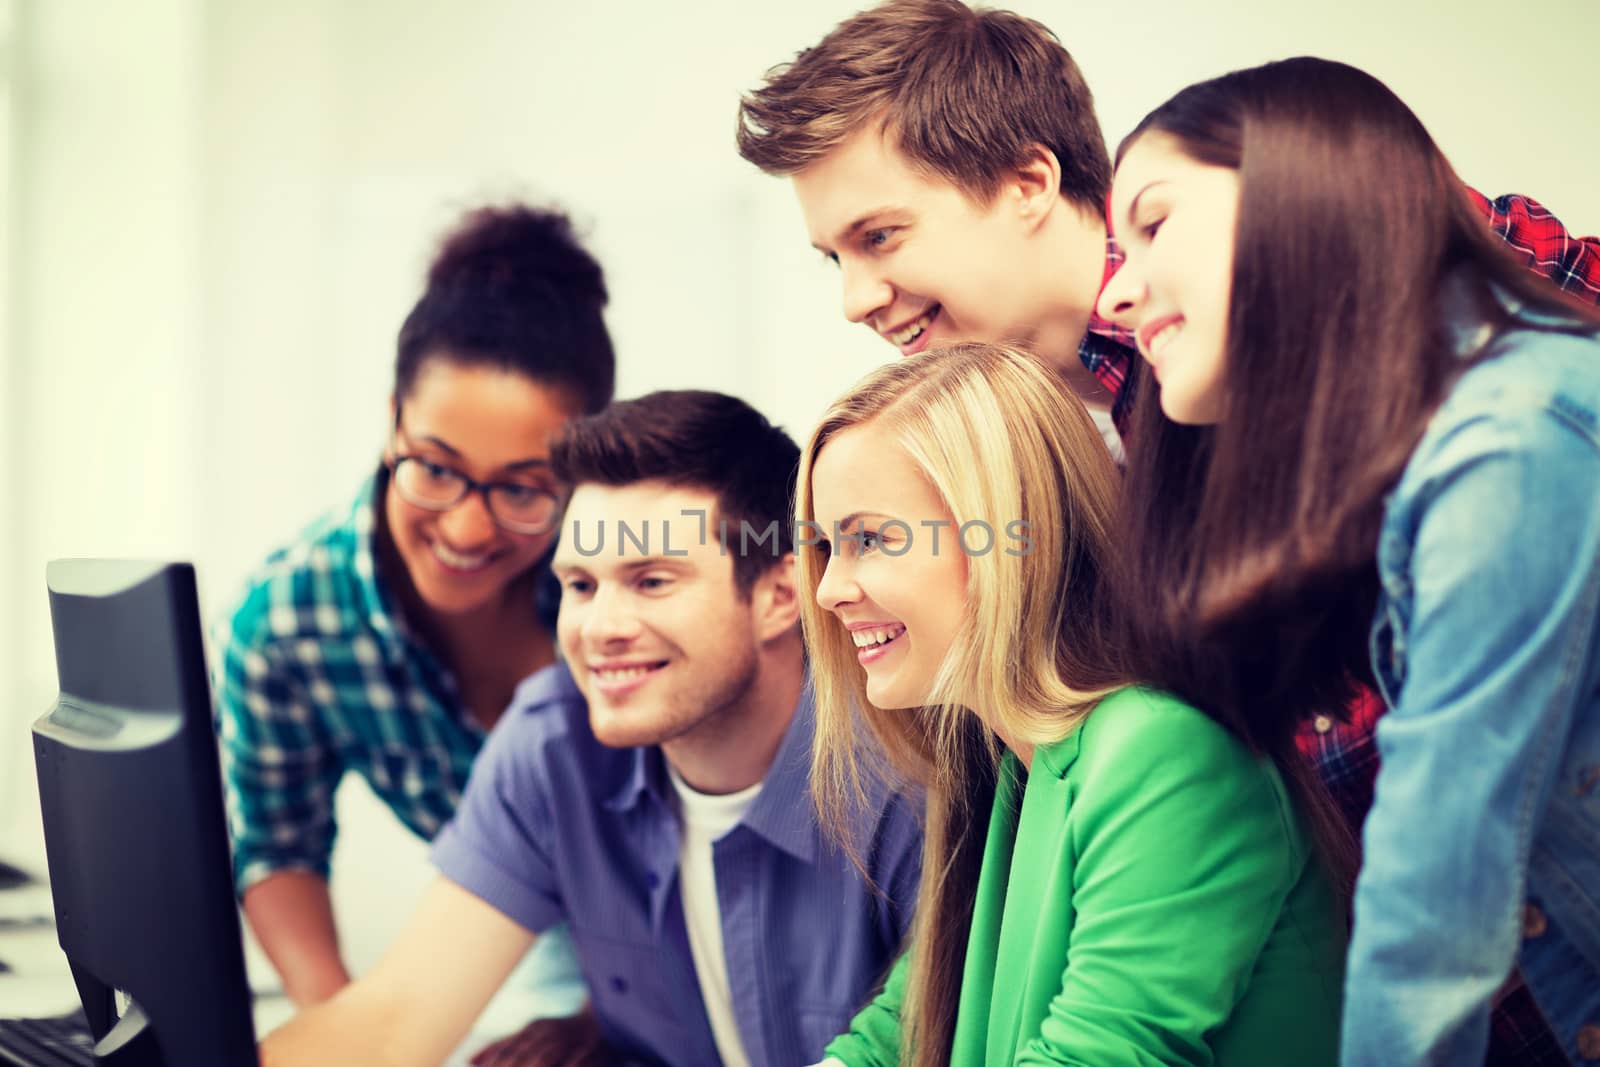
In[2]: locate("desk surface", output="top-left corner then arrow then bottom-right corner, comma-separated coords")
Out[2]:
0,881 -> 539,1065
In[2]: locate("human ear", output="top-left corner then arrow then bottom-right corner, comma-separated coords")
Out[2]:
752,553 -> 802,642
1010,143 -> 1064,224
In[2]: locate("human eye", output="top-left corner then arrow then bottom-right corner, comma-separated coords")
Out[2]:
863,227 -> 896,251
559,574 -> 594,596
494,483 -> 543,506
413,459 -> 462,489
858,529 -> 883,554
1141,216 -> 1165,240
636,572 -> 675,593
820,249 -> 839,268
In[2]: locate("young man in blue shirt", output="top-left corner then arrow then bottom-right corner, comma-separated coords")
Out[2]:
261,391 -> 921,1067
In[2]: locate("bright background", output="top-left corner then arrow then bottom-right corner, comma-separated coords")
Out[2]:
2,0 -> 1596,977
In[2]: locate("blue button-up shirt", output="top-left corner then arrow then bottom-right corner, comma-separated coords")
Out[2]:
431,663 -> 923,1067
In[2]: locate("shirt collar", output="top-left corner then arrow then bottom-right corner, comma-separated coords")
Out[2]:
737,675 -> 820,864
601,672 -> 822,864
604,742 -> 671,815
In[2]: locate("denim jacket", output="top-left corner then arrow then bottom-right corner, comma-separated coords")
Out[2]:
1343,303 -> 1600,1065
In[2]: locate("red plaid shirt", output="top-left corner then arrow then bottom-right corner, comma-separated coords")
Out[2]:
1093,191 -> 1600,1065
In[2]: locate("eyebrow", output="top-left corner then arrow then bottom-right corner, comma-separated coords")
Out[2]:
833,511 -> 893,531
551,557 -> 696,576
1122,180 -> 1171,228
811,206 -> 912,254
412,434 -> 551,472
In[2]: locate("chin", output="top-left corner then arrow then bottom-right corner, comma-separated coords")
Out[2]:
865,680 -> 915,712
414,580 -> 501,617
586,703 -> 669,750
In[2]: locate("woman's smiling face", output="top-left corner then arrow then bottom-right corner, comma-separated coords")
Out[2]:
1097,131 -> 1241,426
810,419 -> 969,710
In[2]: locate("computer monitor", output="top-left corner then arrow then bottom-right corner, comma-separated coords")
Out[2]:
31,560 -> 257,1066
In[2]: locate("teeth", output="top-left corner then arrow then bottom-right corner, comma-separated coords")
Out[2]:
851,625 -> 906,649
888,308 -> 938,346
1147,320 -> 1183,357
433,542 -> 490,571
595,664 -> 660,681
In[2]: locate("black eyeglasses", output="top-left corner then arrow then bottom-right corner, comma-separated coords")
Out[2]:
388,419 -> 563,535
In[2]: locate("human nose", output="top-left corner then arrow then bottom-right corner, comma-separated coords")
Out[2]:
840,259 -> 894,325
435,488 -> 499,548
578,583 -> 643,646
1096,259 -> 1145,327
814,554 -> 860,614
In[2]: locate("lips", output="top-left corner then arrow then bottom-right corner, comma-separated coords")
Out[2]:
588,659 -> 668,698
430,540 -> 495,574
1136,314 -> 1184,362
850,624 -> 906,649
881,305 -> 941,354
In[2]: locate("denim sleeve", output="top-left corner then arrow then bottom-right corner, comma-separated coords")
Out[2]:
214,593 -> 344,893
1343,405 -> 1600,1066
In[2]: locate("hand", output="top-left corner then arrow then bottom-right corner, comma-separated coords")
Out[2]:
468,1007 -> 612,1067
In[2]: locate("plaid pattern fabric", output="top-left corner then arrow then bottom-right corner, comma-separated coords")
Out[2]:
1470,190 -> 1600,304
214,473 -> 485,892
1093,191 -> 1597,1065
1082,240 -> 1136,432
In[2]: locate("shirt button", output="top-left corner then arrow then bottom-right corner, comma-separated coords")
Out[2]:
644,870 -> 660,889
1577,1024 -> 1600,1060
610,975 -> 628,995
1522,904 -> 1548,939
1312,715 -> 1334,734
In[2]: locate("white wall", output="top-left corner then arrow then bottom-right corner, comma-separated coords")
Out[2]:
2,0 -> 1596,944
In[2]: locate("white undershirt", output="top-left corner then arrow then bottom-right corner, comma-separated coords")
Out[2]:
668,765 -> 762,1067
1087,403 -> 1126,465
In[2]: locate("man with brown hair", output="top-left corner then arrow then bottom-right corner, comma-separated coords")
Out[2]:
259,391 -> 920,1067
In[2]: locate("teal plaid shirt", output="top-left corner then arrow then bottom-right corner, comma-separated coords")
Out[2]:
214,473 -> 488,892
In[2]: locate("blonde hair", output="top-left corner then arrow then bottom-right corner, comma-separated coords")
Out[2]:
795,343 -> 1128,1064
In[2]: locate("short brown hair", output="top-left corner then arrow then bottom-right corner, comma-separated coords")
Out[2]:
549,391 -> 801,594
736,0 -> 1110,212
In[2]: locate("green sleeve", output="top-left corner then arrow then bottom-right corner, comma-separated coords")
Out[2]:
823,948 -> 910,1067
1018,691 -> 1303,1066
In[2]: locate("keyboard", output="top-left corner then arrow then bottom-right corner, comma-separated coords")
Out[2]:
0,1012 -> 95,1066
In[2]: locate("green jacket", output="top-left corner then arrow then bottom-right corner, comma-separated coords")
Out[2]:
826,687 -> 1345,1066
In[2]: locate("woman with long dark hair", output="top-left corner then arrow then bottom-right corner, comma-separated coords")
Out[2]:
1097,57 -> 1600,1065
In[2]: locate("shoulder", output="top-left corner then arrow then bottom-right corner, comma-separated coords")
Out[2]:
1044,689 -> 1305,874
1046,688 -> 1293,834
1391,325 -> 1600,526
222,487 -> 373,651
478,663 -> 633,796
1048,687 -> 1264,783
499,663 -> 590,743
1430,323 -> 1600,448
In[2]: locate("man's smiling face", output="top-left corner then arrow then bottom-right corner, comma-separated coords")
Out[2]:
793,124 -> 1052,359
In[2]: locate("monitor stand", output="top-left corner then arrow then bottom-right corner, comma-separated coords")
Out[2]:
72,964 -> 163,1067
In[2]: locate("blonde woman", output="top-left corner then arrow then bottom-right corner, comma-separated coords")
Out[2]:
797,343 -> 1345,1067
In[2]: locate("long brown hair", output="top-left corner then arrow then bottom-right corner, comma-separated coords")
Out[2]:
1113,58 -> 1600,862
796,344 -> 1128,1066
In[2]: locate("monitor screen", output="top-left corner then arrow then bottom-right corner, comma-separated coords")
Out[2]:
32,559 -> 257,1066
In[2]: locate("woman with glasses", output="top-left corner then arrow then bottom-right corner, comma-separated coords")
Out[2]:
214,203 -> 614,1010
